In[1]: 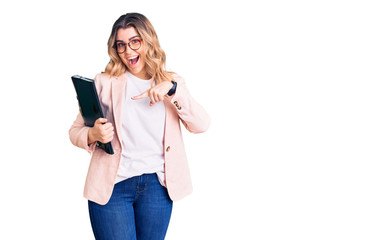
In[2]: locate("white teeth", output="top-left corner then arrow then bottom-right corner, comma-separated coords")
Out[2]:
128,56 -> 138,60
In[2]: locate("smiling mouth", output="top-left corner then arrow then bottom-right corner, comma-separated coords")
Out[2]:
128,56 -> 139,66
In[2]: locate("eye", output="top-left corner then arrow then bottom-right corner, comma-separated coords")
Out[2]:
117,42 -> 126,47
131,39 -> 140,44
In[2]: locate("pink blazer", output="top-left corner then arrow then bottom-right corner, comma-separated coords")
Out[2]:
69,72 -> 210,205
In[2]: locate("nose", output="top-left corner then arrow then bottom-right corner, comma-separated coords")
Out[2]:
125,44 -> 134,55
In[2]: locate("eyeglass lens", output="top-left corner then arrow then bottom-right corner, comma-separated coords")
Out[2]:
115,39 -> 141,53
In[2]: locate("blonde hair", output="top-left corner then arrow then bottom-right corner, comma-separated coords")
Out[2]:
105,13 -> 174,84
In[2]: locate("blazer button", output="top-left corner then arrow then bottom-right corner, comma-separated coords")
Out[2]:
174,101 -> 181,110
166,146 -> 171,152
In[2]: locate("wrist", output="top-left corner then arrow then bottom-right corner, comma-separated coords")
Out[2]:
88,128 -> 96,145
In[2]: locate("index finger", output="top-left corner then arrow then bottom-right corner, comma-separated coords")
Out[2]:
131,90 -> 149,100
95,118 -> 107,125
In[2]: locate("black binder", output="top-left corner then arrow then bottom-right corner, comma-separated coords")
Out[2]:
71,75 -> 114,155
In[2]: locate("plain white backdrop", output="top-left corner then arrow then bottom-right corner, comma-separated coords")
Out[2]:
1,0 -> 376,239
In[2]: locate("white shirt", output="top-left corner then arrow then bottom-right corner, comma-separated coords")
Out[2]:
115,71 -> 166,186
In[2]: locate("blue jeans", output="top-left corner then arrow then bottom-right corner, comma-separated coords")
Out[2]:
88,173 -> 173,240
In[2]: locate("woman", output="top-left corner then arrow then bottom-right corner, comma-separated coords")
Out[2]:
69,13 -> 210,240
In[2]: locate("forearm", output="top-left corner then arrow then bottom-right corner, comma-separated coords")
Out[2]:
69,113 -> 96,153
170,77 -> 210,133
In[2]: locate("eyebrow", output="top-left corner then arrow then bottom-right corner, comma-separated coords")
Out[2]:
115,35 -> 141,43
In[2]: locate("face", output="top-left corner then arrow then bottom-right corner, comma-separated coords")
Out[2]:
115,27 -> 149,79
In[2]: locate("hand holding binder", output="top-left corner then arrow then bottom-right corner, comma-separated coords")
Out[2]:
88,118 -> 114,145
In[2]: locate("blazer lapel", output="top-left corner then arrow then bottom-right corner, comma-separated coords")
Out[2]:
111,74 -> 127,149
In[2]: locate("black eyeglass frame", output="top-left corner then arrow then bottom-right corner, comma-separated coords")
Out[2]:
112,38 -> 142,54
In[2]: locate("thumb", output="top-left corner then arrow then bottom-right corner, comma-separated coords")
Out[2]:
132,90 -> 149,100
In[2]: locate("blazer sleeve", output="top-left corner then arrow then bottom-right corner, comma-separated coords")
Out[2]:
169,75 -> 211,133
69,112 -> 97,154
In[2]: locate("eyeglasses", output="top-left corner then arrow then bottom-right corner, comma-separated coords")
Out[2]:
113,38 -> 142,54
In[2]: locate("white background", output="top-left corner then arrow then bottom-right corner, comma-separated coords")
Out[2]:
0,0 -> 375,239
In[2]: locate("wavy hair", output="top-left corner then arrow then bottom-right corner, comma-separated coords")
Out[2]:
105,13 -> 174,84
